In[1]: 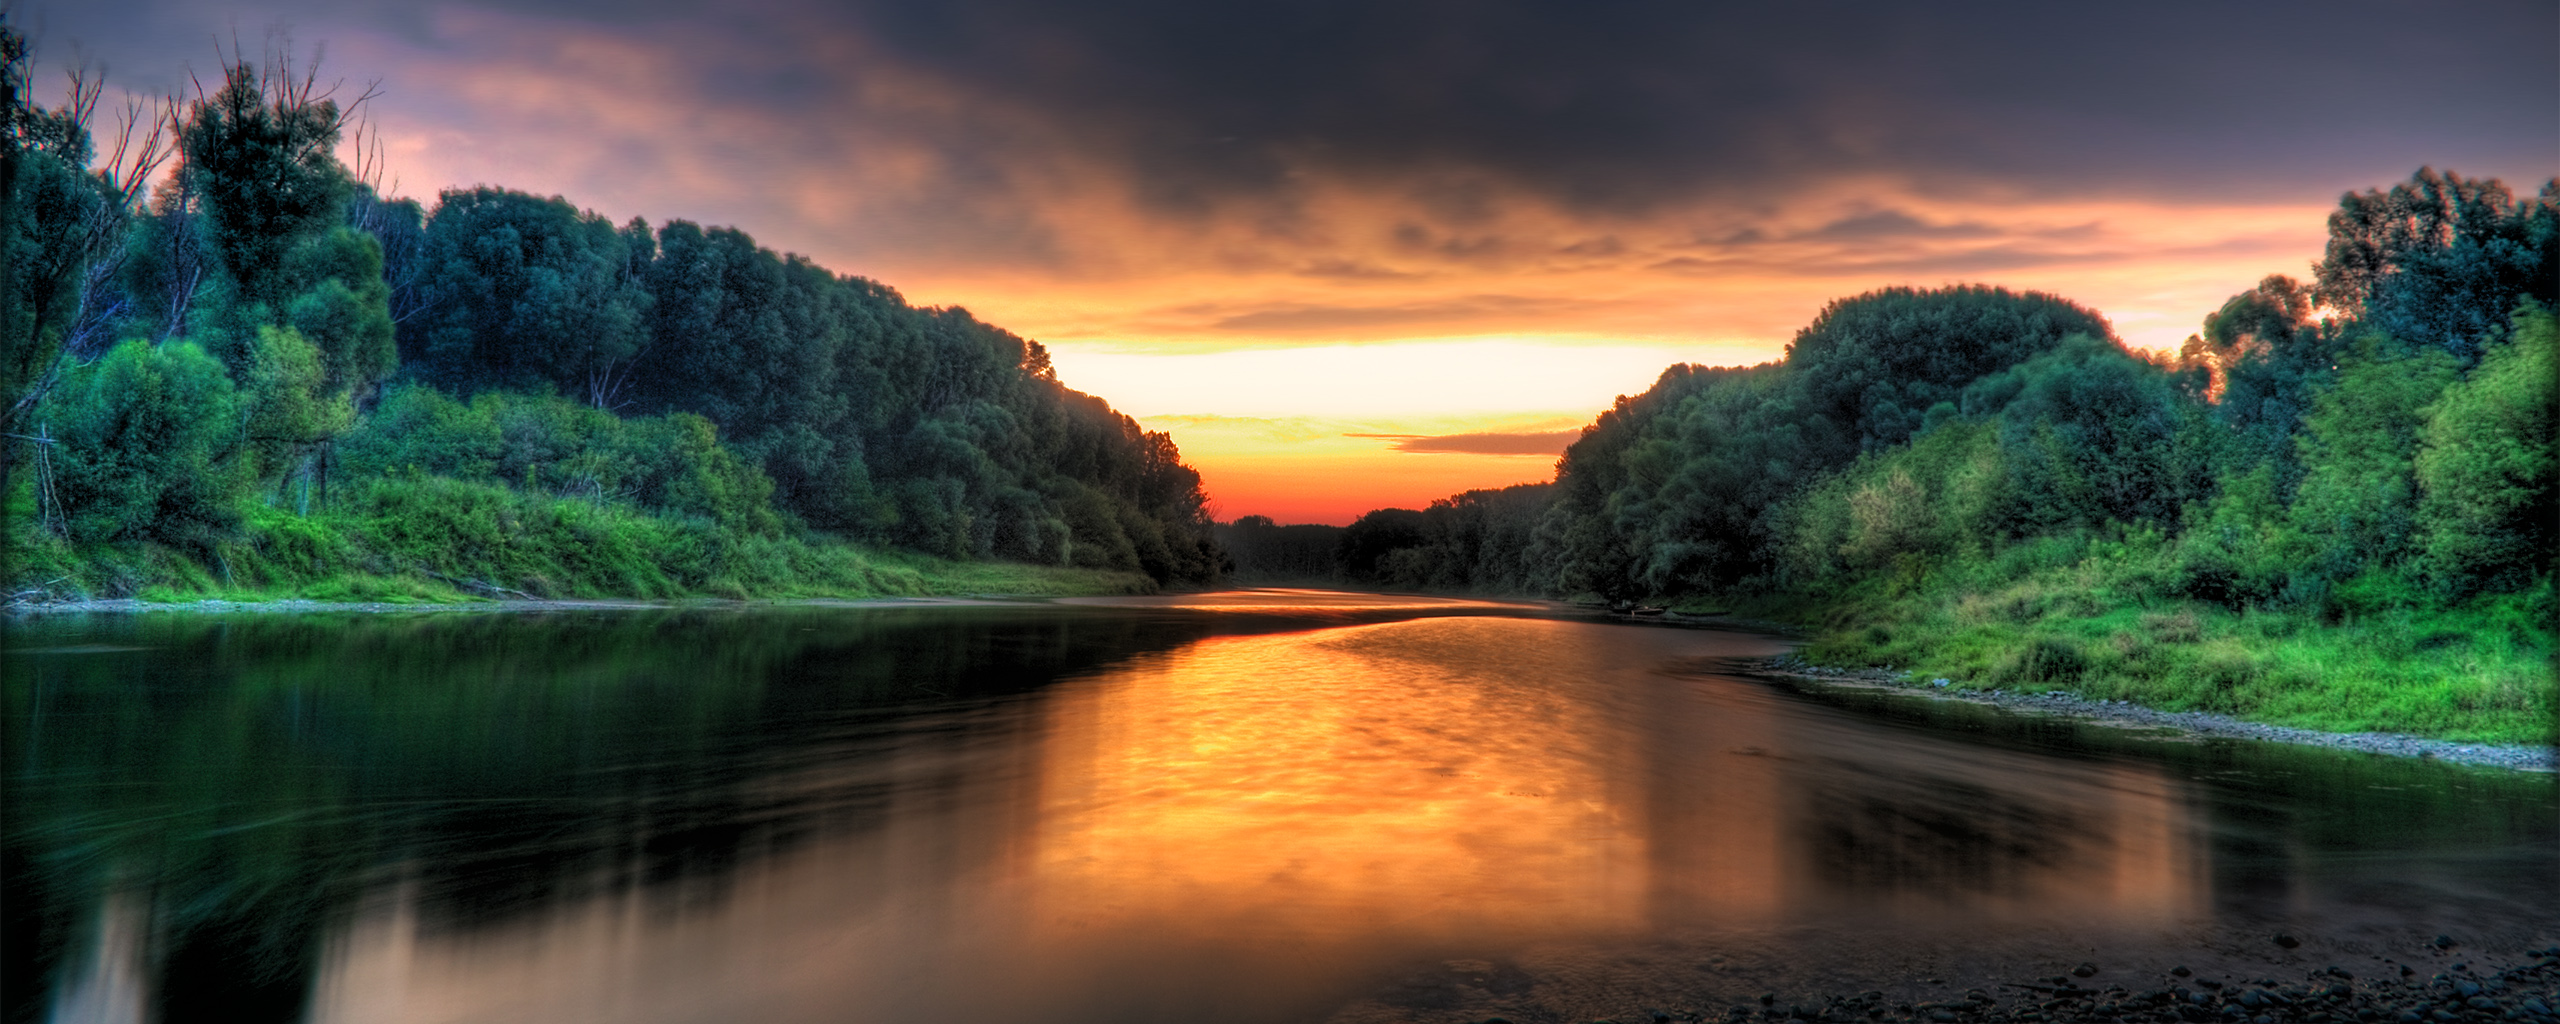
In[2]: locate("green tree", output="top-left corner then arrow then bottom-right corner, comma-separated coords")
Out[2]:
2315,168 -> 2560,362
1785,284 -> 2114,456
36,339 -> 248,544
2414,307 -> 2556,596
1962,334 -> 2215,534
5,33 -> 172,496
2180,275 -> 2336,487
176,52 -> 353,309
2284,337 -> 2460,583
411,188 -> 652,401
284,226 -> 396,404
1337,507 -> 1428,582
238,325 -> 347,505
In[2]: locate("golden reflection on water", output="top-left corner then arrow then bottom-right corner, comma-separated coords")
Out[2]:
297,611 -> 2204,1024
1032,618 -> 1652,945
1057,588 -> 1547,612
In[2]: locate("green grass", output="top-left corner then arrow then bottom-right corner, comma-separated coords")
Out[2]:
1685,536 -> 2555,746
9,475 -> 1155,605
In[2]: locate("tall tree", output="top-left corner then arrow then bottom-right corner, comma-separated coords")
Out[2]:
176,48 -> 356,309
410,188 -> 653,402
1784,285 -> 2115,457
3,24 -> 175,507
2314,167 -> 2560,361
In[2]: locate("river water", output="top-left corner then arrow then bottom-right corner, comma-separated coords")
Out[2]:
5,593 -> 2552,1024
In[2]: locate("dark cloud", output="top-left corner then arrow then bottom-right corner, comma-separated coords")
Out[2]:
826,0 -> 2556,208
1378,430 -> 1579,456
34,0 -> 2553,279
1296,259 -> 1421,280
1805,211 -> 2001,242
1199,294 -> 1590,332
52,1 -> 2558,197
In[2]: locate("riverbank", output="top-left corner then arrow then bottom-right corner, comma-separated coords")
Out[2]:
0,593 -> 1095,616
1655,571 -> 2553,750
1744,652 -> 2554,773
6,501 -> 1162,608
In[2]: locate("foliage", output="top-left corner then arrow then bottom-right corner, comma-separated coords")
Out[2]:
2177,274 -> 2339,489
33,340 -> 248,545
2281,338 -> 2459,587
1337,507 -> 1428,582
1784,284 -> 2114,456
8,38 -> 1219,595
2314,168 -> 2559,362
176,57 -> 351,307
1215,515 -> 1342,583
339,385 -> 777,532
1334,173 -> 2554,741
1960,333 -> 2215,533
1779,420 -> 2005,586
2414,307 -> 2556,595
10,473 -> 1153,603
409,187 -> 651,399
387,192 -> 1218,582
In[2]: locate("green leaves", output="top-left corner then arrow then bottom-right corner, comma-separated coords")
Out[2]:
37,340 -> 249,544
2286,337 -> 2458,581
284,227 -> 396,398
1965,333 -> 2213,533
179,62 -> 352,307
411,188 -> 651,398
1785,284 -> 2114,456
2315,168 -> 2559,362
338,386 -> 780,533
2414,307 -> 2556,595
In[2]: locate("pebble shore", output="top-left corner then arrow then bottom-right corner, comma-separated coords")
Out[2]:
1588,946 -> 2560,1024
1329,928 -> 2560,1024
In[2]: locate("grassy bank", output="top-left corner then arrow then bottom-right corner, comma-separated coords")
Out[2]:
1684,531 -> 2553,745
7,474 -> 1156,605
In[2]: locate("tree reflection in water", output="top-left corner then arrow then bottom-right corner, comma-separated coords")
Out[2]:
4,597 -> 2550,1024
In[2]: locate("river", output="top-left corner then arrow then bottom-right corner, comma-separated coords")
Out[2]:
5,592 -> 2552,1023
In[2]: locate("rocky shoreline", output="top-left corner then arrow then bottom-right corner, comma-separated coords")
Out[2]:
1329,927 -> 2560,1024
1748,653 -> 2554,774
1675,947 -> 2560,1024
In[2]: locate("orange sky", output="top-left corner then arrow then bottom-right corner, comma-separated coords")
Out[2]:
43,1 -> 2555,524
904,194 -> 2337,522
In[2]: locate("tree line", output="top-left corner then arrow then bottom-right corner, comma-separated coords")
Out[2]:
3,30 -> 1221,589
1319,168 -> 2556,624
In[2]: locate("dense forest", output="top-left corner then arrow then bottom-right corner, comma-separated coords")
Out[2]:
1292,169 -> 2555,741
1,33 -> 1221,599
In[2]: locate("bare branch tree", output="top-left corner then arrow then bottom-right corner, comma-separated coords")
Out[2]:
587,360 -> 636,412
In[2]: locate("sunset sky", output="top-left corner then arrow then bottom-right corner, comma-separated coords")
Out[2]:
30,0 -> 2558,523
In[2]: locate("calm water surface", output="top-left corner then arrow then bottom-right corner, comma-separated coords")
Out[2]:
5,592 -> 2552,1023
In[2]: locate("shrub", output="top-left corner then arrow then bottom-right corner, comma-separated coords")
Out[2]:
37,340 -> 250,545
2414,307 -> 2555,595
1991,637 -> 2088,687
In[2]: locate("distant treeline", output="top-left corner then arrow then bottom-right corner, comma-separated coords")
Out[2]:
1325,168 -> 2555,614
3,33 -> 1220,593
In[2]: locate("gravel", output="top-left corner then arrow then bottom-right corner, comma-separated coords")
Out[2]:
1326,929 -> 2560,1024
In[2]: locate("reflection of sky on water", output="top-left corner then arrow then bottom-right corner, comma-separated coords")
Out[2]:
14,601 -> 2551,1024
288,617 -> 2198,1024
1058,588 -> 1546,611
